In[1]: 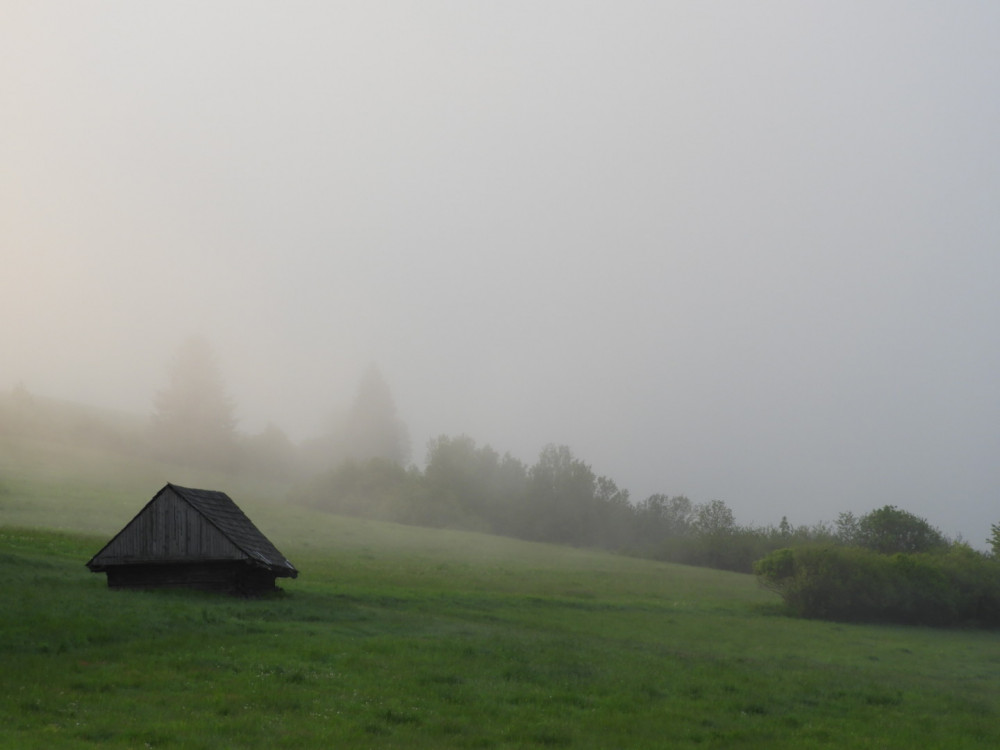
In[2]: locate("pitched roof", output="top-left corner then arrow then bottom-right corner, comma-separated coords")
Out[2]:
87,483 -> 297,577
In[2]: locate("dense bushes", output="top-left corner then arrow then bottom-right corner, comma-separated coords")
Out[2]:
754,506 -> 1000,628
755,545 -> 1000,627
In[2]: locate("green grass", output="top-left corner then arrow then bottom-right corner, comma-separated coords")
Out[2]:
2,438 -> 1000,748
3,524 -> 999,749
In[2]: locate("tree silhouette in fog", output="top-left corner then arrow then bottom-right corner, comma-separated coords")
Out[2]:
342,365 -> 410,466
150,336 -> 237,468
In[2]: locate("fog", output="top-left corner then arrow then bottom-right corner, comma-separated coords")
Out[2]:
3,3 -> 999,540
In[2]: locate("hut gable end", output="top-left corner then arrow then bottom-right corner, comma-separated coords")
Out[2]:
89,487 -> 244,565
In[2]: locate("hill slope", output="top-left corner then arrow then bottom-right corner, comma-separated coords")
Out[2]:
2,430 -> 999,748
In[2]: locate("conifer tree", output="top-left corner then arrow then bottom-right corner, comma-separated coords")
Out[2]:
342,364 -> 410,466
150,336 -> 237,467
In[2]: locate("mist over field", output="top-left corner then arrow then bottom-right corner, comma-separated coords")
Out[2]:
3,3 -> 999,541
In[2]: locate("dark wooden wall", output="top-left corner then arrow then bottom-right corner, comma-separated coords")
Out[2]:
105,561 -> 278,595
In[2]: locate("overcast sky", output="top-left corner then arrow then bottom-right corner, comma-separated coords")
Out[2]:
3,2 -> 999,541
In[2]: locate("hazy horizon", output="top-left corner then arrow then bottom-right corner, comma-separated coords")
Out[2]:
3,3 -> 999,541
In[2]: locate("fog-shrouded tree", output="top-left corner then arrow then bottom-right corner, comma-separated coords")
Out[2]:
592,474 -> 633,549
423,434 -> 497,527
693,498 -> 736,536
631,494 -> 695,554
150,336 -> 238,468
835,511 -> 860,545
291,457 -> 419,522
241,422 -> 298,479
636,494 -> 695,536
523,444 -> 598,544
342,364 -> 410,466
855,505 -> 948,555
518,444 -> 631,547
423,435 -> 529,533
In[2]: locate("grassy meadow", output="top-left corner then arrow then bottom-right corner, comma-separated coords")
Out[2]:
2,436 -> 999,748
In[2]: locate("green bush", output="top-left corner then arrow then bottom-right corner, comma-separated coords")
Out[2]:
754,545 -> 1000,627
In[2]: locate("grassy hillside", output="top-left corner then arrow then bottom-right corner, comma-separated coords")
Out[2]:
2,436 -> 999,748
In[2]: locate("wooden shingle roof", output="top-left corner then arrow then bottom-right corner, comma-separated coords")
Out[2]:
168,484 -> 297,576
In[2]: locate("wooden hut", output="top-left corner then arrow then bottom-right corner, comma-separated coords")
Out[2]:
86,483 -> 298,595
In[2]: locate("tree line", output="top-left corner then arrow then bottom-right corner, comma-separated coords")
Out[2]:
289,433 -> 958,573
294,441 -> 1000,628
9,336 -> 1000,628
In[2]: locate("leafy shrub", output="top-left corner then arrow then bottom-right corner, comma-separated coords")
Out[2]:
755,545 -> 1000,627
